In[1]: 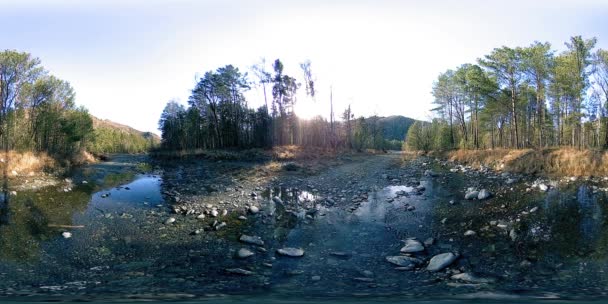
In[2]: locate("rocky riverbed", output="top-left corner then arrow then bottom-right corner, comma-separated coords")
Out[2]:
1,152 -> 608,302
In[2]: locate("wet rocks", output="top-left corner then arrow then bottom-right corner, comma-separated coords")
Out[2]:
477,189 -> 491,200
464,230 -> 477,236
451,272 -> 496,284
164,217 -> 176,225
236,248 -> 255,259
249,205 -> 260,214
214,222 -> 226,230
277,247 -> 305,257
239,235 -> 264,246
61,232 -> 72,239
225,268 -> 254,276
465,189 -> 479,200
427,253 -> 458,272
385,256 -> 423,268
400,239 -> 425,253
538,184 -> 548,192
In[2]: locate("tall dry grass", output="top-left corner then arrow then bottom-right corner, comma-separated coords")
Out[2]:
446,148 -> 608,177
0,151 -> 57,175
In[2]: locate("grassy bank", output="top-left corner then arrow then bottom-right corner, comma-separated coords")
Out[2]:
0,150 -> 97,178
431,148 -> 608,177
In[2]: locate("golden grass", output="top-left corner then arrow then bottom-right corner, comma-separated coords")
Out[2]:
445,148 -> 608,177
0,151 -> 57,175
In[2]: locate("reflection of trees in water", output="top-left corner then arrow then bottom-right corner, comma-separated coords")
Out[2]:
0,187 -> 90,261
576,186 -> 604,242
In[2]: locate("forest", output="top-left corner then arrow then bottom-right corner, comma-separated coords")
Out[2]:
0,50 -> 157,160
407,35 -> 608,152
158,59 -> 408,152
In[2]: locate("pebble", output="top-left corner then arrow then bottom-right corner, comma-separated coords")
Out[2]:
277,247 -> 305,257
239,235 -> 264,246
164,217 -> 176,225
61,232 -> 72,239
236,248 -> 255,259
477,189 -> 491,200
210,210 -> 219,217
400,239 -> 425,253
385,256 -> 422,268
451,272 -> 496,284
225,268 -> 254,275
464,230 -> 476,236
249,206 -> 259,214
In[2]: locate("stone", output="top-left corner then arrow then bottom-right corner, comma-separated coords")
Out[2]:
214,222 -> 226,230
465,190 -> 479,200
539,184 -> 548,192
385,256 -> 422,268
400,239 -> 425,253
312,275 -> 321,281
530,206 -> 539,213
509,229 -> 518,241
225,268 -> 253,275
477,189 -> 491,200
424,238 -> 435,246
277,247 -> 305,257
236,248 -> 255,259
451,272 -> 496,284
61,232 -> 72,239
239,235 -> 264,246
249,206 -> 260,214
427,253 -> 458,272
164,217 -> 176,225
210,209 -> 219,217
464,230 -> 476,236
197,213 -> 205,220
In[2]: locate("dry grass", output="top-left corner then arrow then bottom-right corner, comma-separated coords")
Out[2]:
0,151 -> 57,176
445,148 -> 608,177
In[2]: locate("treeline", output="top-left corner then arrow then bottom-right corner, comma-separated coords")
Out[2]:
408,36 -> 608,151
0,50 -> 93,157
87,118 -> 159,154
0,50 -> 158,159
158,59 -> 407,151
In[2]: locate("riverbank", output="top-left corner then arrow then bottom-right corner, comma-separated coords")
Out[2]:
425,148 -> 608,177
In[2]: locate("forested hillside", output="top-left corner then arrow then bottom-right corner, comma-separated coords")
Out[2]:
0,50 -> 158,161
87,116 -> 160,154
407,35 -> 608,152
158,60 -> 418,152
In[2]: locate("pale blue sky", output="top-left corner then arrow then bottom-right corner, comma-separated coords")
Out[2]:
2,0 -> 608,134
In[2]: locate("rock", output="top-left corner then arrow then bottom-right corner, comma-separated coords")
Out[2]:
385,256 -> 422,268
381,174 -> 389,179
530,206 -> 539,213
239,235 -> 264,246
277,247 -> 305,257
451,272 -> 496,284
164,217 -> 176,225
424,170 -> 438,177
509,229 -> 518,241
236,248 -> 255,259
506,178 -> 516,185
477,189 -> 491,200
400,239 -> 425,253
538,184 -> 548,192
197,213 -> 205,220
249,206 -> 260,214
441,218 -> 447,224
192,229 -> 203,235
311,275 -> 321,281
465,190 -> 479,200
391,179 -> 400,183
464,230 -> 476,236
225,268 -> 254,276
238,215 -> 247,220
272,197 -> 283,205
427,253 -> 458,272
407,205 -> 416,211
61,232 -> 72,239
221,209 -> 228,217
210,209 -> 219,217
214,222 -> 226,230
424,237 -> 435,246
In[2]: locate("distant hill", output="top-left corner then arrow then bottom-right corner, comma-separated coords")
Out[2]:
87,116 -> 160,154
365,115 -> 418,141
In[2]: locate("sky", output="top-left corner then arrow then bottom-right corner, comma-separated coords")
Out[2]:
1,0 -> 608,134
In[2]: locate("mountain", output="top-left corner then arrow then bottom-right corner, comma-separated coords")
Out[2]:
87,116 -> 160,154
